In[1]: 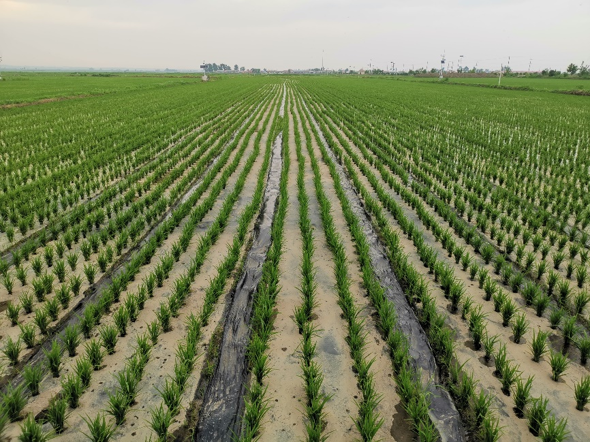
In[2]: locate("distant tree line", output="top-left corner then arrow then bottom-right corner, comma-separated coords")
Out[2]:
202,63 -> 245,72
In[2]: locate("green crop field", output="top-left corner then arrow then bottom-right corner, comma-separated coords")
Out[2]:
0,74 -> 589,441
0,72 -> 204,105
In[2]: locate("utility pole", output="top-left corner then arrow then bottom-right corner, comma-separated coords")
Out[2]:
391,61 -> 395,75
440,52 -> 446,79
528,58 -> 532,74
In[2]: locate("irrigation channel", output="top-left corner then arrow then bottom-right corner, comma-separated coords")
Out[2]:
2,78 -> 586,442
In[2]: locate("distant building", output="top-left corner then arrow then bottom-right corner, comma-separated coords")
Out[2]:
359,69 -> 366,75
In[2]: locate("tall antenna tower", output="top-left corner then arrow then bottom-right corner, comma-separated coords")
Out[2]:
458,55 -> 464,73
439,52 -> 446,79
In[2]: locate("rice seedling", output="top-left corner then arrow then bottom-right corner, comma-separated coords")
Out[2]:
476,412 -> 502,442
53,259 -> 66,283
547,271 -> 559,296
55,284 -> 71,309
84,263 -> 97,284
62,373 -> 83,408
556,280 -> 571,307
562,316 -> 579,348
144,273 -> 156,297
573,290 -> 590,316
34,308 -> 50,335
156,303 -> 172,332
44,246 -> 54,268
2,384 -> 26,421
566,260 -> 575,279
100,324 -> 119,355
69,274 -> 82,296
501,265 -> 513,286
540,415 -> 569,442
19,323 -> 36,348
15,266 -> 27,286
32,278 -> 45,302
469,263 -> 478,280
97,252 -> 108,273
513,375 -> 534,418
478,268 -> 488,288
534,293 -> 551,317
3,336 -> 23,366
530,329 -> 549,362
577,332 -> 590,365
106,392 -> 129,425
574,375 -> 590,411
528,396 -> 550,436
18,413 -> 51,441
500,360 -> 520,395
461,252 -> 471,271
66,252 -> 78,271
41,272 -> 54,295
536,260 -> 548,280
541,245 -> 551,261
501,299 -> 517,326
549,351 -> 569,381
157,379 -> 182,415
3,273 -> 14,295
481,244 -> 494,264
6,302 -> 20,326
74,357 -> 93,389
115,367 -> 140,405
549,308 -> 565,329
472,389 -> 493,427
44,340 -> 63,377
483,278 -> 496,301
524,252 -> 536,273
31,257 -> 43,277
85,339 -> 104,371
124,294 -> 139,322
45,297 -> 60,321
113,305 -> 129,337
61,324 -> 80,357
148,320 -> 160,345
149,403 -> 173,441
493,255 -> 505,275
483,333 -> 498,364
492,290 -> 507,312
23,364 -> 43,396
47,396 -> 68,433
522,282 -> 540,306
82,413 -> 116,442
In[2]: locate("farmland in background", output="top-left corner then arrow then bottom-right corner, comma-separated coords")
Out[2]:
0,73 -> 589,441
398,75 -> 590,92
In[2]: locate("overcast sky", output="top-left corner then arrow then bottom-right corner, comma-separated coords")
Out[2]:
0,0 -> 588,72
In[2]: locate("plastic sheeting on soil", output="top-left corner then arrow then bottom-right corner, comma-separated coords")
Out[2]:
195,133 -> 283,441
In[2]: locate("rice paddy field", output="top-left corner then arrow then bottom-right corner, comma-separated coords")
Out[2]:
0,73 -> 589,442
